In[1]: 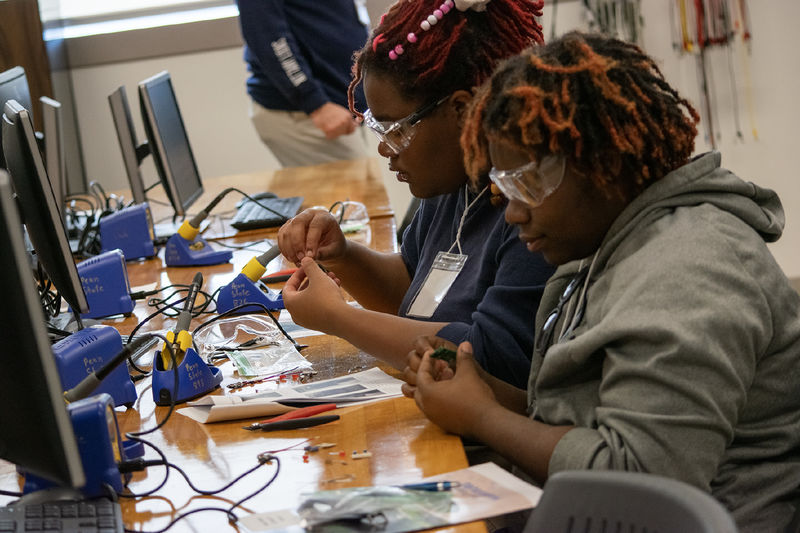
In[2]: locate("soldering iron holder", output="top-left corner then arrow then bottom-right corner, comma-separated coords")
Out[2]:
99,202 -> 156,260
53,325 -> 137,408
151,345 -> 222,406
74,249 -> 135,319
164,221 -> 232,266
216,272 -> 285,315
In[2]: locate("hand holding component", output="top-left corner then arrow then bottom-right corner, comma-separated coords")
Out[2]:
402,336 -> 457,398
281,257 -> 348,332
277,208 -> 347,264
412,341 -> 498,438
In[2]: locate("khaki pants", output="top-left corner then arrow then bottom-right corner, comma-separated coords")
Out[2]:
249,100 -> 371,167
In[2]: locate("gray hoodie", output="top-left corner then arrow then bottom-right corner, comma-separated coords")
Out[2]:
528,152 -> 800,531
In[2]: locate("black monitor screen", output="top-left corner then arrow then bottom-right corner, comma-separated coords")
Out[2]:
2,100 -> 89,316
0,170 -> 85,488
108,86 -> 147,205
0,66 -> 34,169
138,71 -> 203,217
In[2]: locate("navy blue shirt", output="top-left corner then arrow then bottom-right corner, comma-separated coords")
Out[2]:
236,0 -> 369,114
400,187 -> 555,388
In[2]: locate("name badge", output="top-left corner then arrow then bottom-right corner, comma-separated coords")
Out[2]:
406,251 -> 467,318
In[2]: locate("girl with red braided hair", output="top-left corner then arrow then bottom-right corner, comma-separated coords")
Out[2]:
404,32 -> 800,531
278,0 -> 554,388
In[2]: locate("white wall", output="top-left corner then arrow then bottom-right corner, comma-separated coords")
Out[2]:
71,47 -> 276,193
547,0 -> 799,278
69,0 -> 799,277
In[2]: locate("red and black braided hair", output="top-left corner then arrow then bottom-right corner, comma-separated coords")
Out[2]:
347,0 -> 544,114
463,32 -> 701,199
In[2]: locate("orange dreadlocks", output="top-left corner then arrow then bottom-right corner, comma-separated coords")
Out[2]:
463,32 -> 701,199
347,0 -> 545,116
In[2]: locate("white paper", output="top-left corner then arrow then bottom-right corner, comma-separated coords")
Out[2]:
238,367 -> 404,405
177,396 -> 295,424
239,462 -> 542,532
176,368 -> 404,424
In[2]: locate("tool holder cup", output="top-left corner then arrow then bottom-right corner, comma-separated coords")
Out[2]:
151,341 -> 222,406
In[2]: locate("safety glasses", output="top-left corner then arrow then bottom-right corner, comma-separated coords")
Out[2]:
362,95 -> 450,156
488,155 -> 566,207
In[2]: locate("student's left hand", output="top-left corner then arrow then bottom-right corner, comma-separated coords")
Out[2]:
412,341 -> 498,437
281,256 -> 343,330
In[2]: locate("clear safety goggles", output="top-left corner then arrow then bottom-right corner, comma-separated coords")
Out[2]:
488,155 -> 566,207
362,95 -> 449,156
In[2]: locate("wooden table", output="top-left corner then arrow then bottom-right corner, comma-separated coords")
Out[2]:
0,158 -> 486,532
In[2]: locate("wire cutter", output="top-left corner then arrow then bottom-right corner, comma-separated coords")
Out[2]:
242,403 -> 338,431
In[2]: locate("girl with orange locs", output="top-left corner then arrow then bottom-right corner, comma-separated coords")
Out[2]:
406,32 -> 800,532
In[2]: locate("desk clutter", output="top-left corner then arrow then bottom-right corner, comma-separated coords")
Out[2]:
0,150 -> 494,531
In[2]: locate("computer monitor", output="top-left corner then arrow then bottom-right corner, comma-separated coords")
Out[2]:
138,71 -> 203,217
108,85 -> 148,205
0,169 -> 85,488
2,99 -> 90,316
40,96 -> 67,213
0,66 -> 34,169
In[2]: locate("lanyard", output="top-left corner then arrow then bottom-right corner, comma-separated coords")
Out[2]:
448,184 -> 488,256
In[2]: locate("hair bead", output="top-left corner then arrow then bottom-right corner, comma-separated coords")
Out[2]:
407,32 -> 418,43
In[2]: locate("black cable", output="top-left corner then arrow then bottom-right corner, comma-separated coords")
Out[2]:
36,262 -> 62,319
125,297 -> 187,343
88,181 -> 107,213
47,324 -> 73,340
328,200 -> 346,224
232,188 -> 289,221
123,297 -> 189,376
0,489 -> 23,497
120,457 -> 280,533
209,240 -> 269,253
118,437 -> 170,498
145,285 -> 219,317
165,461 -> 264,496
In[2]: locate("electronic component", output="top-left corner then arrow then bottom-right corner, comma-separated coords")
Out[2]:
430,346 -> 457,366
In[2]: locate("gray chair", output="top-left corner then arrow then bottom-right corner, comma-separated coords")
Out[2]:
523,470 -> 738,533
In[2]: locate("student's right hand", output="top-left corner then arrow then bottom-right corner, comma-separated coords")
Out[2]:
281,257 -> 345,331
412,342 -> 499,438
278,208 -> 347,264
402,336 -> 456,398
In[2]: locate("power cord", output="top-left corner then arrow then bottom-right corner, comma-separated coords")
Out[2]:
116,435 -> 281,532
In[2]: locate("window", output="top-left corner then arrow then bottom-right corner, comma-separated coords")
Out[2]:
39,0 -> 233,28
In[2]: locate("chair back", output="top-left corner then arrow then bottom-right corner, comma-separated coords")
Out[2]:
523,470 -> 738,533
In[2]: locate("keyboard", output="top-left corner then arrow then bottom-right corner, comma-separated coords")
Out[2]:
230,196 -> 303,231
0,498 -> 123,532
